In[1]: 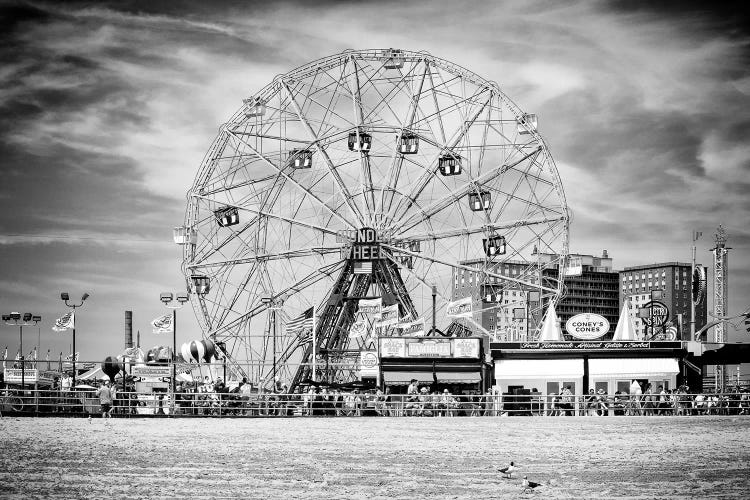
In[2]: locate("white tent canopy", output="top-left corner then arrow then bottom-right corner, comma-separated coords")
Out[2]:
79,365 -> 104,381
538,303 -> 564,342
613,299 -> 639,341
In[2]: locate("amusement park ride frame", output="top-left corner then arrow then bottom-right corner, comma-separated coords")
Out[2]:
177,49 -> 570,390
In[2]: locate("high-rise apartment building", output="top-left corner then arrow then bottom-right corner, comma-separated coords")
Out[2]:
619,262 -> 707,341
452,250 -> 620,340
538,250 -> 620,338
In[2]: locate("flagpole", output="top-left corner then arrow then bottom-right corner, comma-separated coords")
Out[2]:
690,230 -> 699,340
72,319 -> 76,390
172,308 -> 177,406
312,305 -> 317,382
20,324 -> 24,391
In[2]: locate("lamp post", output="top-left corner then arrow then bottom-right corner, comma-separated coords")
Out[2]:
60,292 -> 89,389
160,291 -> 190,400
2,312 -> 41,391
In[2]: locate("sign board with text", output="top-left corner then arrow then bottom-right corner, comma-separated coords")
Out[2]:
490,341 -> 683,351
3,368 -> 60,385
379,337 -> 481,359
132,365 -> 172,378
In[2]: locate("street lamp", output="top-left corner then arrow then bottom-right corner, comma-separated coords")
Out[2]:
160,291 -> 190,399
2,312 -> 41,391
60,292 -> 89,389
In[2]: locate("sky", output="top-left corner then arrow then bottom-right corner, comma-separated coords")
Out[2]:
0,0 -> 749,364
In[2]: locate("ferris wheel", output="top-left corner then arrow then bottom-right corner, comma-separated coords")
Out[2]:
178,49 -> 569,387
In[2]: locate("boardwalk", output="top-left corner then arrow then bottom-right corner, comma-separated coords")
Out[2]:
0,416 -> 748,498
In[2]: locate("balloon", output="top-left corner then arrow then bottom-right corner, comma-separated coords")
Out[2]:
180,342 -> 193,363
201,338 -> 215,362
182,340 -> 205,363
102,356 -> 123,380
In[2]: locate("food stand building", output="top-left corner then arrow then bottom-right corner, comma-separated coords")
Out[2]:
490,341 -> 688,397
378,337 -> 490,394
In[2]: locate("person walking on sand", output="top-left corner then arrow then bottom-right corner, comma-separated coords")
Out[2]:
96,379 -> 116,419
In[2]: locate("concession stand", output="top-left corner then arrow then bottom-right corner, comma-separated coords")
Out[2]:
490,340 -> 689,411
378,337 -> 490,394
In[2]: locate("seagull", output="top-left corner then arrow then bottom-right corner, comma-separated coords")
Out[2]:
498,461 -> 516,479
522,476 -> 542,493
88,415 -> 92,424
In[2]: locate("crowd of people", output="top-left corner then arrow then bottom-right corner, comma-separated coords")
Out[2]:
539,382 -> 750,417
169,377 -> 487,417
4,374 -> 750,417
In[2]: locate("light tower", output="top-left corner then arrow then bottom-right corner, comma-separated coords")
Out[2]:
711,225 -> 730,391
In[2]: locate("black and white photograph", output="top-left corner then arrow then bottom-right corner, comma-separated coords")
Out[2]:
0,1 -> 748,498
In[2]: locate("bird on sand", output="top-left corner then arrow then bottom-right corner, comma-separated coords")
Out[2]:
522,476 -> 542,493
498,461 -> 516,478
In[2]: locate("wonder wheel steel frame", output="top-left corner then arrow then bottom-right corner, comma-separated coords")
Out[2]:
180,48 -> 570,388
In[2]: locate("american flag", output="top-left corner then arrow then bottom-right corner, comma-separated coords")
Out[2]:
353,261 -> 373,274
287,307 -> 314,339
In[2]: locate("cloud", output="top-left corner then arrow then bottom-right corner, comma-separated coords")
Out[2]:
1,0 -> 749,356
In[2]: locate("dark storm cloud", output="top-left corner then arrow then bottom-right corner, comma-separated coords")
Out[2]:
603,0 -> 750,39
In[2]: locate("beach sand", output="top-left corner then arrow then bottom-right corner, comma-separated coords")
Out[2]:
0,415 -> 748,499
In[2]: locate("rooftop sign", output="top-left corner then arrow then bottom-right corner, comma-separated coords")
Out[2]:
491,341 -> 683,351
565,313 -> 609,340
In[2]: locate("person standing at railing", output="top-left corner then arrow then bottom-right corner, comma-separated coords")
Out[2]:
584,389 -> 597,416
596,389 -> 609,416
96,379 -> 115,419
560,386 -> 574,416
630,380 -> 643,416
642,384 -> 654,416
656,386 -> 668,415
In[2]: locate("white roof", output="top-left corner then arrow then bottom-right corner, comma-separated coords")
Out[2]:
588,358 -> 679,377
494,358 -> 583,379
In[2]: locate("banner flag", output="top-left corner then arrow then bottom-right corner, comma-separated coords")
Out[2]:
349,318 -> 370,339
52,311 -> 75,332
357,298 -> 382,316
395,317 -> 425,336
376,304 -> 399,328
2,346 -> 6,372
151,313 -> 174,334
446,297 -> 473,318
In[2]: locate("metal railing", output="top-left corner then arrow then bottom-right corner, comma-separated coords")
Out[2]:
2,388 -> 749,417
